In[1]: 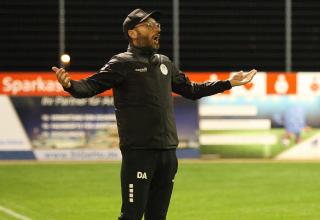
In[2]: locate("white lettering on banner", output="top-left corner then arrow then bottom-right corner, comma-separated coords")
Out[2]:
41,114 -> 116,122
41,131 -> 85,138
137,172 -> 148,179
41,97 -> 55,106
34,149 -> 122,160
41,97 -> 114,106
41,122 -> 116,130
2,77 -> 63,95
54,97 -> 88,106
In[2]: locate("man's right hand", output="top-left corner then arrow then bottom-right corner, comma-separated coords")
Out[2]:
52,66 -> 71,88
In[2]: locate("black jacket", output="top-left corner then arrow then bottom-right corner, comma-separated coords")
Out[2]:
65,45 -> 232,150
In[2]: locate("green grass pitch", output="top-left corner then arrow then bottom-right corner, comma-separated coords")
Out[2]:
201,129 -> 320,158
1,161 -> 320,220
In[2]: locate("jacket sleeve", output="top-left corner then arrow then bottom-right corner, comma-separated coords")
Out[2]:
171,64 -> 232,100
64,57 -> 126,98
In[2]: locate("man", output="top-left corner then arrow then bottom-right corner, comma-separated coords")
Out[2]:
52,8 -> 256,220
282,105 -> 307,145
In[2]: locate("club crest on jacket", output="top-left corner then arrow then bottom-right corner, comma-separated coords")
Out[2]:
160,64 -> 168,75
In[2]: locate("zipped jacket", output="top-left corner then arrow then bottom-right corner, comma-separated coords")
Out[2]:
65,45 -> 232,150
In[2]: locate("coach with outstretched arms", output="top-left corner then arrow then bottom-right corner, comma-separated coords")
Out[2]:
52,8 -> 256,220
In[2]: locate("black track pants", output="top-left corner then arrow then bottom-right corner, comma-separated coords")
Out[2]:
118,149 -> 178,220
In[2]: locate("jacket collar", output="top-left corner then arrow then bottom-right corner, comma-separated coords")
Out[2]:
127,44 -> 157,57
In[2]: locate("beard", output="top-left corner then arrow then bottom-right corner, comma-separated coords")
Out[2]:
136,30 -> 160,50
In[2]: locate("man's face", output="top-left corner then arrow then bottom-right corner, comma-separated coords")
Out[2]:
133,18 -> 161,49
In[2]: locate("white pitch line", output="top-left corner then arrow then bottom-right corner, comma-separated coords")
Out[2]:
0,205 -> 32,220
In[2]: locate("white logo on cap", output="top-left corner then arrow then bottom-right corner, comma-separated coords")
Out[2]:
160,64 -> 168,75
136,12 -> 144,17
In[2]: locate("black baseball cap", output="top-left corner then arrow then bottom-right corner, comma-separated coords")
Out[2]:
123,8 -> 161,38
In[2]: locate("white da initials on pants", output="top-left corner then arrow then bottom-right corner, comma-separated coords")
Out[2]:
137,171 -> 147,179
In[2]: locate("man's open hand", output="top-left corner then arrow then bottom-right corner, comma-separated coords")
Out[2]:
228,69 -> 257,87
52,66 -> 71,88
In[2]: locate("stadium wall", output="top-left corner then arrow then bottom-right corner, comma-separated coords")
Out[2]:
1,71 -> 320,160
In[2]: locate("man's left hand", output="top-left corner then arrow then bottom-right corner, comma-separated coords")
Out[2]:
228,69 -> 257,87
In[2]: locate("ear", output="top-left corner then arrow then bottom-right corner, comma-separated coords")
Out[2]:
128,30 -> 138,39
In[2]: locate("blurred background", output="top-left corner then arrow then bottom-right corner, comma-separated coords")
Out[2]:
1,0 -> 320,161
1,0 -> 319,72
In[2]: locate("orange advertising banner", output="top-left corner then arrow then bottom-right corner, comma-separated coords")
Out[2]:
0,72 -> 112,96
0,72 -> 298,96
266,72 -> 297,95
